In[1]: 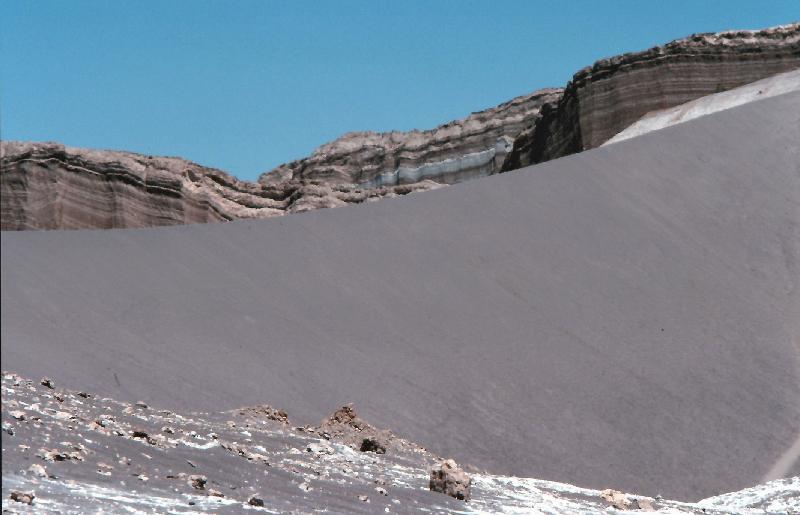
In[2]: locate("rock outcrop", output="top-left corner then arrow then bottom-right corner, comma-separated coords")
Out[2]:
0,141 -> 442,230
502,23 -> 800,170
2,24 -> 797,230
259,88 -> 562,187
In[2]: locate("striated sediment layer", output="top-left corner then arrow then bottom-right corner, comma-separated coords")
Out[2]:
0,141 -> 442,230
2,23 -> 798,230
502,23 -> 800,170
259,88 -> 562,187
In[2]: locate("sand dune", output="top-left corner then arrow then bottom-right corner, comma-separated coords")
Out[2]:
2,92 -> 798,501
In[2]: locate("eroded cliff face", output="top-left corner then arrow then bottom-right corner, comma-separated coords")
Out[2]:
0,141 -> 441,230
259,88 -> 563,187
502,23 -> 800,170
3,23 -> 798,230
0,88 -> 560,230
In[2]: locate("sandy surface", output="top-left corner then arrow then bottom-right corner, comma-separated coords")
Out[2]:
2,92 -> 799,501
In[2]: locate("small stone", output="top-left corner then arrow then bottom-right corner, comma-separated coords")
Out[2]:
131,430 -> 149,439
134,401 -> 148,409
40,378 -> 54,389
430,459 -> 471,501
248,496 -> 265,507
207,488 -> 224,497
10,410 -> 25,421
298,482 -> 311,491
77,392 -> 91,398
358,495 -> 369,502
306,442 -> 334,454
161,426 -> 175,434
632,498 -> 655,511
39,449 -> 68,462
189,474 -> 207,490
55,411 -> 73,421
28,464 -> 49,478
375,486 -> 388,496
10,491 -> 35,505
601,489 -> 632,510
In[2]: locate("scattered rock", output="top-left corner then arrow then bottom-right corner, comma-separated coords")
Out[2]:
77,392 -> 91,398
207,488 -> 224,497
131,430 -> 149,439
360,436 -> 387,454
27,463 -> 50,478
55,411 -> 74,420
134,401 -> 148,409
601,489 -> 632,510
189,474 -> 207,490
325,405 -> 363,429
9,491 -> 35,505
358,495 -> 369,502
38,448 -> 69,462
40,377 -> 54,389
10,410 -> 26,421
235,405 -> 289,424
430,459 -> 471,501
632,498 -> 655,511
306,442 -> 334,454
375,486 -> 388,496
248,496 -> 265,507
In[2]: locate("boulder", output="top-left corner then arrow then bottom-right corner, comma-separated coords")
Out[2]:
429,459 -> 471,501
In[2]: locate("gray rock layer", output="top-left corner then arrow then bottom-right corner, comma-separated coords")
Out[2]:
502,23 -> 800,170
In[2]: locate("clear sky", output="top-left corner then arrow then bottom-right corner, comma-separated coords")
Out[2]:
2,1 -> 797,180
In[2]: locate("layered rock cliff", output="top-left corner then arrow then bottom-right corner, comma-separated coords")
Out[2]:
259,88 -> 562,187
0,141 -> 441,230
2,23 -> 798,230
502,23 -> 800,170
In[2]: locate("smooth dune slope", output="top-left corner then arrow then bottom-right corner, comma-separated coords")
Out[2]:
2,92 -> 799,501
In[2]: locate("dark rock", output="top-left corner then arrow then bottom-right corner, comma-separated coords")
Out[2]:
40,377 -> 54,389
429,459 -> 471,501
360,436 -> 387,454
9,491 -> 35,505
188,474 -> 207,490
248,496 -> 265,507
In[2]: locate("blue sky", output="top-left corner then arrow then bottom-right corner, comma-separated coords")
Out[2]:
2,1 -> 797,180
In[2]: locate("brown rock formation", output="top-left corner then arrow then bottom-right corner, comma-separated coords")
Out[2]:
0,141 -> 441,230
2,23 -> 797,230
502,23 -> 800,170
259,88 -> 562,187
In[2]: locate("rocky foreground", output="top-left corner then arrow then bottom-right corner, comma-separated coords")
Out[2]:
2,23 -> 798,230
2,373 -> 798,514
